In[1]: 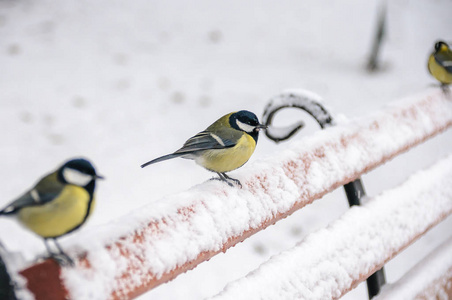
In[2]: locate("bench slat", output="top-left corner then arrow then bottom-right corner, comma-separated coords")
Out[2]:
18,89 -> 452,299
210,155 -> 452,300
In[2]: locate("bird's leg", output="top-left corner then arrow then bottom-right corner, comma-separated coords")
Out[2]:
39,238 -> 58,263
210,173 -> 242,187
43,238 -> 55,256
49,238 -> 74,266
441,84 -> 451,96
210,172 -> 233,187
221,173 -> 242,188
42,238 -> 69,265
210,173 -> 234,186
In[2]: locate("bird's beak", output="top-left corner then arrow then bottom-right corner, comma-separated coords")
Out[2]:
256,124 -> 268,131
95,174 -> 105,180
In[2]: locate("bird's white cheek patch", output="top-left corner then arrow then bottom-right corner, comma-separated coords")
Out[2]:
236,120 -> 255,133
63,168 -> 93,186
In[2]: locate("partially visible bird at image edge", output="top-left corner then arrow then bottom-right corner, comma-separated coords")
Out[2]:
428,40 -> 452,86
141,110 -> 267,187
0,158 -> 103,265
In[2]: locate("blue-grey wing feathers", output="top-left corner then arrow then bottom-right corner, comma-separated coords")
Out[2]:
435,52 -> 452,73
141,130 -> 236,168
176,131 -> 235,153
0,191 -> 58,215
0,172 -> 63,215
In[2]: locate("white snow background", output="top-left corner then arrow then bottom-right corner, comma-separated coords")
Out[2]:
0,0 -> 451,299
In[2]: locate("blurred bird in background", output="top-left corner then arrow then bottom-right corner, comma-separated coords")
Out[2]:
141,110 -> 266,187
0,158 -> 103,265
428,40 -> 452,90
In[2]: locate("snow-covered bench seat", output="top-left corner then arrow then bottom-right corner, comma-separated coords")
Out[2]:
209,155 -> 452,299
17,89 -> 452,299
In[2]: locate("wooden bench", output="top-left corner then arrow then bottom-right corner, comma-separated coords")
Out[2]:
4,88 -> 452,299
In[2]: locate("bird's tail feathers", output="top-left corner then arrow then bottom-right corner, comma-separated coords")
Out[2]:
141,153 -> 185,168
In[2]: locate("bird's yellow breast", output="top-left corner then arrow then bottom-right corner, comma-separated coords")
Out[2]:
428,55 -> 452,84
196,133 -> 256,173
18,185 -> 95,238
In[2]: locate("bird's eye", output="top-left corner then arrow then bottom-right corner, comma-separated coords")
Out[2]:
246,119 -> 257,126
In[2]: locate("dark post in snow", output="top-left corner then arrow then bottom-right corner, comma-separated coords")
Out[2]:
262,91 -> 386,299
366,3 -> 387,72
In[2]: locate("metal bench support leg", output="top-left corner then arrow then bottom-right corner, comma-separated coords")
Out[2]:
344,179 -> 386,299
262,91 -> 388,299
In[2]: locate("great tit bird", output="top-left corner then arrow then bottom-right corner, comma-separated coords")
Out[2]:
0,158 -> 103,265
141,110 -> 267,187
428,41 -> 452,86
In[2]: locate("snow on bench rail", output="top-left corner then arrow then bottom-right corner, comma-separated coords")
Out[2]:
19,89 -> 452,300
374,237 -> 452,300
210,154 -> 452,300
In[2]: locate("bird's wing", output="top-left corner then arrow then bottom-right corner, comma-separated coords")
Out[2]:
0,172 -> 64,215
435,52 -> 452,73
140,126 -> 242,168
174,129 -> 239,154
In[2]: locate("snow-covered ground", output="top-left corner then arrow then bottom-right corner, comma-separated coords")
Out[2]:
0,0 -> 451,299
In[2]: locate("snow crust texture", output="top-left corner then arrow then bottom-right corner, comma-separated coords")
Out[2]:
374,237 -> 452,300
211,154 -> 452,300
60,90 -> 452,299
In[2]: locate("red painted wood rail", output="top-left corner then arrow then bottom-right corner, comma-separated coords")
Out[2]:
209,154 -> 452,299
17,89 -> 452,299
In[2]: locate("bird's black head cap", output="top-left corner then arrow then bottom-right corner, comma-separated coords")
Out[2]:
435,41 -> 449,52
57,158 -> 102,186
63,158 -> 96,175
229,110 -> 266,142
